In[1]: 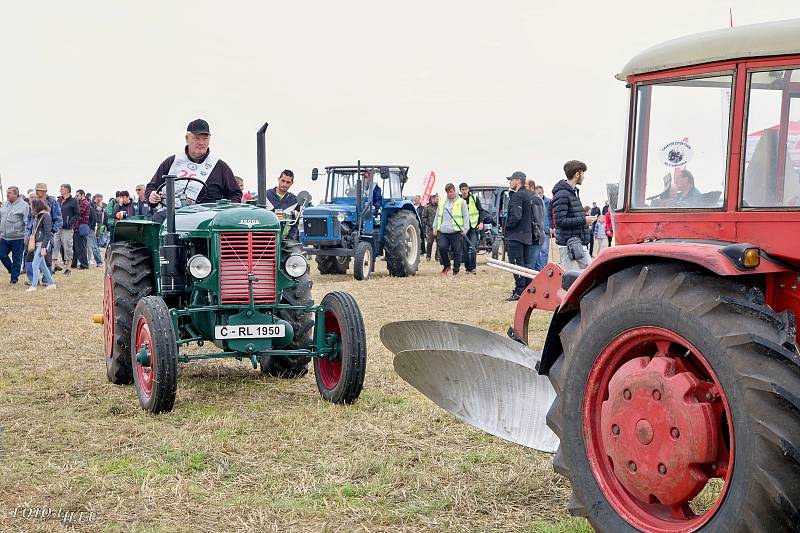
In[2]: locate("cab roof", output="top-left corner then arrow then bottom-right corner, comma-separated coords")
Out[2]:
616,18 -> 800,81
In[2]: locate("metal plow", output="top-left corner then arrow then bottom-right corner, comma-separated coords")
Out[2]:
380,320 -> 559,453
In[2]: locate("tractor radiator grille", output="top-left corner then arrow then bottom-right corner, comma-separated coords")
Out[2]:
304,218 -> 328,237
218,232 -> 277,305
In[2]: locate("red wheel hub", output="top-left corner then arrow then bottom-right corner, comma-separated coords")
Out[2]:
584,327 -> 733,532
318,310 -> 342,390
134,318 -> 154,398
103,273 -> 114,357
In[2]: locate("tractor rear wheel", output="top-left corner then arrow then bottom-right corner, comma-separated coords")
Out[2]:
353,241 -> 373,281
314,291 -> 366,404
259,243 -> 314,378
547,263 -> 800,532
316,255 -> 350,275
131,296 -> 178,414
384,210 -> 420,277
104,242 -> 154,384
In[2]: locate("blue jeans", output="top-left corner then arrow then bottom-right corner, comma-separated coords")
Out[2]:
464,228 -> 479,271
525,243 -> 542,272
87,232 -> 103,265
31,245 -> 54,288
534,234 -> 550,271
0,238 -> 24,282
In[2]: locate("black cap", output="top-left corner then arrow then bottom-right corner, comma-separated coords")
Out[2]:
506,171 -> 526,181
187,118 -> 210,135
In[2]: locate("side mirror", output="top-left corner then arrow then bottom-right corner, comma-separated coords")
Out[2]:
311,168 -> 319,181
296,190 -> 312,208
380,166 -> 390,181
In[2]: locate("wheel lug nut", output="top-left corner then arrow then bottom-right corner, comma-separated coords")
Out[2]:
623,389 -> 632,400
628,461 -> 637,472
658,463 -> 667,475
652,390 -> 661,401
705,391 -> 713,401
612,425 -> 620,436
671,427 -> 680,439
711,463 -> 718,470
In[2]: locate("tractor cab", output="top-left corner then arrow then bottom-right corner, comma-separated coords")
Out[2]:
302,164 -> 421,280
461,183 -> 510,258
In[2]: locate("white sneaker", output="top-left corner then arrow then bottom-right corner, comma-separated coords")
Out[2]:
46,284 -> 57,290
26,286 -> 37,292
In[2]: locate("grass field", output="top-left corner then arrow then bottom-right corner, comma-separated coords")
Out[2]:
0,253 -> 592,532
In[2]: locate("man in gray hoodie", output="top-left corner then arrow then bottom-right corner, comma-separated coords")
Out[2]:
0,186 -> 30,283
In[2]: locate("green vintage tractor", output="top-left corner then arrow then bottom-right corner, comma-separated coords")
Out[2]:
101,123 -> 366,413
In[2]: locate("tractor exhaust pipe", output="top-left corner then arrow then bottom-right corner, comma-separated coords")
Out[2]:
160,174 -> 186,296
257,122 -> 269,208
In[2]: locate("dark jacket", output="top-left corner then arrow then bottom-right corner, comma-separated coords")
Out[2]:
531,194 -> 545,246
421,203 -> 437,232
113,201 -> 135,220
266,188 -> 298,211
504,187 -> 533,245
145,147 -> 241,207
131,198 -> 152,217
33,212 -> 53,249
60,195 -> 79,231
552,179 -> 591,246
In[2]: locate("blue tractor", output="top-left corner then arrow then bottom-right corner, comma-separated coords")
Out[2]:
301,164 -> 421,280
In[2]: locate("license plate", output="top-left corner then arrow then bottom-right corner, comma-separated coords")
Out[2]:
214,324 -> 285,340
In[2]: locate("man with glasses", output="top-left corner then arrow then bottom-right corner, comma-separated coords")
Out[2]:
132,184 -> 152,217
145,119 -> 241,210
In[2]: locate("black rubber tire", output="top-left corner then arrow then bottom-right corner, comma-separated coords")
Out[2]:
259,243 -> 314,378
384,210 -> 420,277
105,242 -> 154,384
353,241 -> 373,281
131,296 -> 178,414
314,291 -> 367,404
316,255 -> 350,275
547,263 -> 800,532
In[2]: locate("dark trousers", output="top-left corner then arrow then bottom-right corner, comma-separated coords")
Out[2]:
437,232 -> 462,272
464,228 -> 479,272
425,228 -> 436,260
0,238 -> 25,282
506,240 -> 533,296
73,233 -> 89,268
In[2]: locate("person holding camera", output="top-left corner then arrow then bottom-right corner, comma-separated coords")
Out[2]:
112,191 -> 134,221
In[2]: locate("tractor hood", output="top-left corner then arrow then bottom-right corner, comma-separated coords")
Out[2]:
302,204 -> 357,221
173,202 -> 281,233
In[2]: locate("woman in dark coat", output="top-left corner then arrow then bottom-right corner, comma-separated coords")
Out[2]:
26,198 -> 56,291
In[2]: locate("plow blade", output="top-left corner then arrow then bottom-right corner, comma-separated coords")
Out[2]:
380,320 -> 558,453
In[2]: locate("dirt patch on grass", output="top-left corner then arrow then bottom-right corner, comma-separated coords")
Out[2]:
0,256 -> 591,532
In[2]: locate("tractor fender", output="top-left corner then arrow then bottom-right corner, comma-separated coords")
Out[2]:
534,241 -> 790,376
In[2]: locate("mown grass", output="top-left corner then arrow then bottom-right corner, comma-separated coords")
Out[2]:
0,254 -> 591,532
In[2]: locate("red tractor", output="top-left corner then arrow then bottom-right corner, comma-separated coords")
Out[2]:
384,19 -> 800,532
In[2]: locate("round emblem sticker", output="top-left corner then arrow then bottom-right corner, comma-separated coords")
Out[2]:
659,140 -> 693,167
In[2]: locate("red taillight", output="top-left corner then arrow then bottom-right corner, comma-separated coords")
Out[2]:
218,232 -> 277,304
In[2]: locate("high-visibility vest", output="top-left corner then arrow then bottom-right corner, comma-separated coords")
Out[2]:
436,197 -> 467,230
466,195 -> 479,227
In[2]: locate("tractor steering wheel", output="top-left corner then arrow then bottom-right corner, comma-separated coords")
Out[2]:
155,177 -> 208,208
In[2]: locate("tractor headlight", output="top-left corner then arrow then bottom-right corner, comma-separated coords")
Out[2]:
285,253 -> 308,278
337,212 -> 346,223
187,254 -> 212,279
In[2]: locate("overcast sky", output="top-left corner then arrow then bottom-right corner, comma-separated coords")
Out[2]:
2,1 -> 799,204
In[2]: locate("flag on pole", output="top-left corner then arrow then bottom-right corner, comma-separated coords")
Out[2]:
421,171 -> 436,206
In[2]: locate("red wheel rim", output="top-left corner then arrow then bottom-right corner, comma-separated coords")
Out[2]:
134,317 -> 154,399
318,309 -> 343,390
103,273 -> 114,357
583,327 -> 734,532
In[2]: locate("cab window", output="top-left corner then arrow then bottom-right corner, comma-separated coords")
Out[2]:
741,68 -> 800,208
631,74 -> 733,209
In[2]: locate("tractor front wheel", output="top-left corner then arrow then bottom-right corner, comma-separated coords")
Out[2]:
547,263 -> 800,532
131,296 -> 178,414
316,255 -> 350,275
384,210 -> 420,277
353,241 -> 373,281
314,292 -> 366,404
